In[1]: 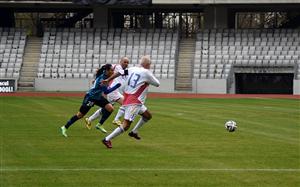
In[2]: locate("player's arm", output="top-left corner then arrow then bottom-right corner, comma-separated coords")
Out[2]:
103,83 -> 121,94
101,72 -> 121,85
146,71 -> 160,87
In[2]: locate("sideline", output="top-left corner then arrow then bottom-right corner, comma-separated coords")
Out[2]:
1,168 -> 300,172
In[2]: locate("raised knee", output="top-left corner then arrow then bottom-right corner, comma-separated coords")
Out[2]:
105,105 -> 114,113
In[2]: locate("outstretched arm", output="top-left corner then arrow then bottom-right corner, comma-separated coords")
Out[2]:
147,72 -> 160,87
101,72 -> 121,85
103,83 -> 121,94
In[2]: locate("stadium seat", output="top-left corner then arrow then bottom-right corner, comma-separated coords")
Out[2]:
38,27 -> 299,81
0,28 -> 26,79
194,29 -> 299,79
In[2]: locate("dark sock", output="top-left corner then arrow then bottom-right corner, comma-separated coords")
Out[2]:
65,115 -> 79,129
99,109 -> 112,125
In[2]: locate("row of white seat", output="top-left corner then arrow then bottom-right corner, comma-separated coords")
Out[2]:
196,55 -> 299,60
37,71 -> 175,79
39,66 -> 175,74
0,67 -> 21,78
44,34 -> 177,40
195,60 -> 296,66
39,59 -> 174,67
200,41 -> 300,46
1,61 -> 22,68
198,35 -> 300,39
0,28 -> 26,79
39,61 -> 174,70
193,64 -> 232,79
196,45 -> 300,51
198,29 -> 299,36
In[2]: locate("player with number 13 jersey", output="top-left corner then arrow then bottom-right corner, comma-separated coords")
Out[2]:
123,66 -> 160,106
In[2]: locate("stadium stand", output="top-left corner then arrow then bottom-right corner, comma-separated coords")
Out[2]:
194,29 -> 300,79
0,28 -> 26,79
37,28 -> 178,79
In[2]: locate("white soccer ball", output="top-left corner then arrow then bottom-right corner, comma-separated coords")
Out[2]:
225,120 -> 237,132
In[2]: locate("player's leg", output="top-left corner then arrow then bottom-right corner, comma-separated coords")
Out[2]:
102,119 -> 130,148
95,98 -> 114,133
61,105 -> 91,137
84,108 -> 102,129
108,91 -> 124,126
102,105 -> 140,148
112,95 -> 125,126
129,105 -> 151,140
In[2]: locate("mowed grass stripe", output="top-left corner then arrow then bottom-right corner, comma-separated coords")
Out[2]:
1,168 -> 300,172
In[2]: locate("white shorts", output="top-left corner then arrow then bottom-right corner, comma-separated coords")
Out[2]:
124,104 -> 147,122
107,90 -> 123,103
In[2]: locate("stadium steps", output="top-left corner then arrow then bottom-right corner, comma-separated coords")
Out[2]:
175,38 -> 195,91
18,37 -> 42,91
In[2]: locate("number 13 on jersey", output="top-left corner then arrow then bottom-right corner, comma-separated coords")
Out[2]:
128,73 -> 141,88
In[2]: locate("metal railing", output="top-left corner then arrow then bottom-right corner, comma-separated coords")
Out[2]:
174,29 -> 180,86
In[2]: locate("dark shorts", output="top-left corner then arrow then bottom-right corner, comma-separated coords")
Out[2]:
79,94 -> 110,115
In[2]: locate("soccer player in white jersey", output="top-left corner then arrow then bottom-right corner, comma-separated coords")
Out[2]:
102,55 -> 160,148
84,57 -> 129,133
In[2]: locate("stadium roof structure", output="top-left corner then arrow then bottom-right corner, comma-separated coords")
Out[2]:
0,0 -> 299,11
1,0 -> 300,4
153,0 -> 300,4
0,0 -> 73,4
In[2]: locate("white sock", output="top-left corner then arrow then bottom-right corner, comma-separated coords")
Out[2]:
114,106 -> 125,121
105,126 -> 124,141
131,118 -> 148,134
88,108 -> 102,122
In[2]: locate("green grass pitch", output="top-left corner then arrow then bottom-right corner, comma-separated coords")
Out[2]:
0,96 -> 299,187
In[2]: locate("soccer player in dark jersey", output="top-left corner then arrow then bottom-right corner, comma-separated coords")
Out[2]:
60,64 -> 121,137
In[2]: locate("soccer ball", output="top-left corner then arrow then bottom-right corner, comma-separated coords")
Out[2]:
225,120 -> 237,132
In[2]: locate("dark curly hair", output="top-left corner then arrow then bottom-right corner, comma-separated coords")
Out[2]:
95,64 -> 112,78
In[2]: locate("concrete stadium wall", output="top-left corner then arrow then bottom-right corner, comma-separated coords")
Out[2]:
34,78 -> 175,93
35,78 -> 93,91
294,80 -> 300,95
192,79 -> 300,95
34,78 -> 299,95
193,79 -> 228,94
149,79 -> 175,93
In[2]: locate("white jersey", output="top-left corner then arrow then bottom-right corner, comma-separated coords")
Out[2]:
123,66 -> 160,106
109,64 -> 127,94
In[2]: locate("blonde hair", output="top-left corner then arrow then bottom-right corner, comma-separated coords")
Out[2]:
140,55 -> 151,67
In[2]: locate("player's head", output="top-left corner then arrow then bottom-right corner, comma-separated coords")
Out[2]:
97,64 -> 113,78
120,57 -> 129,69
140,55 -> 151,69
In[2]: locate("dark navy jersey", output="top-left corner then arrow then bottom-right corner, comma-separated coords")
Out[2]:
86,73 -> 107,100
86,73 -> 121,101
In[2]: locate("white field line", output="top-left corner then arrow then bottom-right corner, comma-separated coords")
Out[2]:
1,168 -> 299,172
